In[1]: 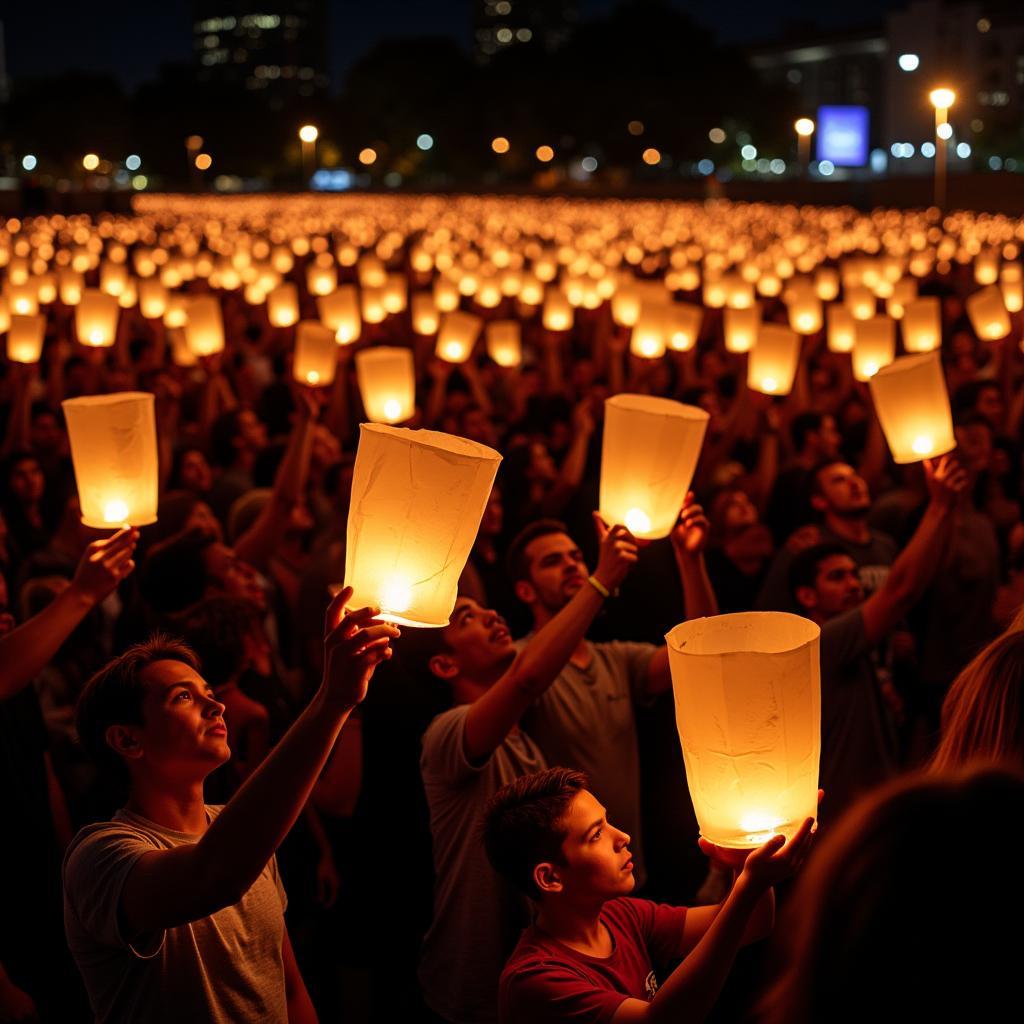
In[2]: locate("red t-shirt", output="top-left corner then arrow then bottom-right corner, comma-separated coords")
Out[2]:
498,897 -> 689,1024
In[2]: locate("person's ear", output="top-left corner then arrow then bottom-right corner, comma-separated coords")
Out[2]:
428,653 -> 460,681
534,861 -> 563,896
514,579 -> 537,605
105,724 -> 144,761
795,585 -> 818,612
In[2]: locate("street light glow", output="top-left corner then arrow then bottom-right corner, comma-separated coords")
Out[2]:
416,133 -> 434,151
929,87 -> 956,110
536,145 -> 554,162
83,153 -> 100,171
936,122 -> 953,140
298,124 -> 319,143
794,118 -> 815,137
491,136 -> 510,154
22,155 -> 37,171
359,147 -> 377,165
195,153 -> 212,170
898,53 -> 920,71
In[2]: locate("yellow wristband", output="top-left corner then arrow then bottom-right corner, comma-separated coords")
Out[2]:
587,575 -> 611,599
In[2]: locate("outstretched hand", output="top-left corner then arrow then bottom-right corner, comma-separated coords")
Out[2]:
924,454 -> 968,510
70,527 -> 139,605
591,517 -> 639,593
322,586 -> 400,709
670,493 -> 710,555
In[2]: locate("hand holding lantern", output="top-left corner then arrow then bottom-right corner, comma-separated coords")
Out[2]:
670,493 -> 710,555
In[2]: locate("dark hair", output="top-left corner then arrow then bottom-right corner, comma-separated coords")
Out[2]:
139,529 -> 216,614
395,622 -> 453,682
951,380 -> 1000,420
808,459 -> 849,499
170,597 -> 261,688
167,446 -> 209,492
505,518 -> 570,585
791,412 -> 827,453
209,409 -> 245,469
483,767 -> 588,900
75,634 -> 200,782
788,542 -> 851,603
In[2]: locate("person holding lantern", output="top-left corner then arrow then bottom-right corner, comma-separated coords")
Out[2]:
62,588 -> 398,1023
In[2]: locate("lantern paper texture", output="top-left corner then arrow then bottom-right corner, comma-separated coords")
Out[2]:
75,289 -> 119,347
184,295 -> 225,357
826,304 -> 856,352
852,316 -> 896,381
318,285 -> 361,344
666,612 -> 821,848
294,321 -> 337,386
62,392 -> 159,528
344,424 -> 501,627
268,283 -> 300,327
748,324 -> 800,395
355,347 -> 416,424
486,321 -> 522,367
724,306 -> 760,353
901,297 -> 941,353
436,311 -> 482,363
7,315 -> 45,363
868,352 -> 955,463
599,395 -> 708,539
966,286 -> 1011,341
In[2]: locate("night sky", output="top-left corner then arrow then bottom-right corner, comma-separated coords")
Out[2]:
3,0 -> 904,91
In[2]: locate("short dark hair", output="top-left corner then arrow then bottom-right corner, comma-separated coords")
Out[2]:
139,529 -> 216,613
483,767 -> 588,900
170,597 -> 260,688
791,412 -> 827,453
505,519 -> 571,585
395,619 -> 453,681
75,634 -> 200,782
808,459 -> 849,499
788,542 -> 852,604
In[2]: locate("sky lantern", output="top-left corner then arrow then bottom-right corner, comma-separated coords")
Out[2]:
868,351 -> 955,463
8,283 -> 39,317
306,262 -> 337,297
844,284 -> 876,321
966,285 -> 1012,341
723,305 -> 760,353
666,303 -> 703,351
748,323 -> 800,395
344,424 -> 501,627
293,321 -> 337,386
138,279 -> 168,319
360,285 -> 387,324
317,284 -> 361,344
852,315 -> 896,380
62,392 -> 159,527
7,314 -> 45,363
599,395 -> 708,539
787,288 -> 823,335
436,310 -> 482,363
612,287 -> 642,328
667,611 -> 821,848
542,288 -> 574,332
901,296 -> 941,353
267,282 -> 300,327
485,320 -> 522,367
630,304 -> 667,358
75,289 -> 119,347
355,346 -> 416,424
58,269 -> 84,306
184,295 -> 225,357
411,292 -> 440,335
826,304 -> 856,353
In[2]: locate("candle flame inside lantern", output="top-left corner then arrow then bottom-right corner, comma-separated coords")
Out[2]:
863,362 -> 879,378
762,377 -> 778,393
14,299 -> 30,315
383,399 -> 402,423
624,507 -> 651,535
90,329 -> 104,346
103,498 -> 129,524
738,811 -> 786,842
380,577 -> 412,615
912,435 -> 933,456
307,370 -> 320,385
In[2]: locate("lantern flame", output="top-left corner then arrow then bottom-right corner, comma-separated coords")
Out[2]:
383,398 -> 402,422
739,812 -> 785,836
380,577 -> 412,615
103,499 -> 130,524
863,361 -> 879,378
761,377 -> 778,393
624,508 -> 651,535
911,435 -> 933,456
307,371 -> 320,385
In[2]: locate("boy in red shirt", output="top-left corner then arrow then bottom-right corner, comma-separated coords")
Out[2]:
484,768 -> 814,1024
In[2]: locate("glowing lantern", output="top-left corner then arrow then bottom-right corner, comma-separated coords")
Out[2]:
852,316 -> 896,381
318,285 -> 361,345
845,285 -> 876,321
163,295 -> 188,329
184,295 -> 225,357
599,395 -> 709,540
58,270 -> 84,306
542,289 -> 574,332
886,278 -> 918,320
100,262 -> 128,297
966,285 -> 1011,341
433,277 -> 460,312
35,274 -> 57,305
268,283 -> 300,327
62,392 -> 159,527
612,288 -> 642,327
8,283 -> 38,317
868,351 -> 955,464
75,289 -> 119,347
723,305 -> 760,354
485,320 -> 522,367
901,297 -> 941,353
667,303 -> 703,351
748,324 -> 800,395
383,274 -> 408,315
138,279 -> 169,319
168,328 -> 197,367
355,347 -> 416,424
436,310 -> 482,363
1001,278 -> 1024,314
411,293 -> 440,336
826,304 -> 856,353
974,252 -> 999,286
787,290 -> 823,335
703,276 -> 727,309
666,612 -> 820,848
361,286 -> 387,324
7,315 -> 45,363
344,424 -> 502,627
293,321 -> 337,387
814,267 -> 840,301
631,305 -> 667,359
306,263 -> 337,297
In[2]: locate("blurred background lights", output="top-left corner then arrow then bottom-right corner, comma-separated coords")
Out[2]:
921,141 -> 936,157
359,147 -> 377,165
82,153 -> 100,171
936,122 -> 953,140
416,134 -> 434,151
125,154 -> 141,170
740,144 -> 757,160
627,120 -> 644,136
708,127 -> 726,143
581,156 -> 598,172
898,53 -> 920,71
956,142 -> 972,158
535,145 -> 554,162
818,160 -> 835,176
491,136 -> 510,154
642,147 -> 661,165
195,153 -> 212,170
697,159 -> 714,175
21,155 -> 37,171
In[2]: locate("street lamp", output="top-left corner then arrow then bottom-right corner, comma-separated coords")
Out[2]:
794,118 -> 815,177
929,87 -> 956,209
299,124 -> 319,187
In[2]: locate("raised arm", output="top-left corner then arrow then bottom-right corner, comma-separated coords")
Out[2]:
117,590 -> 399,938
860,454 -> 966,647
462,521 -> 638,762
0,528 -> 138,701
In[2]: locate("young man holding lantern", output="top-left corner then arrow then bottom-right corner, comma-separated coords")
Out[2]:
483,767 -> 815,1024
411,519 -> 640,1024
62,587 -> 398,1023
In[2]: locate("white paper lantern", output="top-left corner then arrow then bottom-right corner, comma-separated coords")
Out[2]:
317,284 -> 362,344
355,347 -> 416,424
748,324 -> 800,395
852,316 -> 896,381
7,314 -> 45,363
901,297 -> 941,353
436,310 -> 482,363
184,295 -> 225,357
75,289 -> 119,347
966,285 -> 1012,341
485,320 -> 522,367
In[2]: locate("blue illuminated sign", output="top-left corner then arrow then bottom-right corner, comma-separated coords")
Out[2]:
817,106 -> 870,166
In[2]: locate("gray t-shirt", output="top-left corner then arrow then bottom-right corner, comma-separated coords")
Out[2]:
520,640 -> 657,878
63,805 -> 289,1024
819,608 -> 900,822
419,704 -> 547,1024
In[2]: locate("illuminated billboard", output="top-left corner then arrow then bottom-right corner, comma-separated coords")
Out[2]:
817,106 -> 870,166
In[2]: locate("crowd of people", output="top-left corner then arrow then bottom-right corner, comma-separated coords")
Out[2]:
2,196 -> 1024,1023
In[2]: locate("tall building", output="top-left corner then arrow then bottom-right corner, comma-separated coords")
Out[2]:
473,0 -> 578,63
192,1 -> 329,97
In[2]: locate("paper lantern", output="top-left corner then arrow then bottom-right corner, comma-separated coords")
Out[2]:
184,295 -> 225,357
599,395 -> 709,539
542,289 -> 573,332
294,321 -> 337,386
318,285 -> 361,344
138,279 -> 168,319
62,392 -> 159,528
852,316 -> 896,381
666,612 -> 820,848
436,310 -> 482,363
826,304 -> 856,353
974,252 -> 999,286
8,283 -> 38,317
35,274 -> 57,305
268,283 -> 300,327
361,285 -> 387,324
411,293 -> 440,336
966,285 -> 1011,341
748,324 -> 800,395
344,424 -> 502,627
868,351 -> 955,463
631,305 -> 667,359
787,291 -> 823,335
7,314 -> 45,363
885,278 -> 917,320
845,285 -> 876,321
814,267 -> 840,301
100,262 -> 128,297
486,320 -> 522,367
383,274 -> 408,314
75,289 -> 119,347
667,303 -> 703,351
355,347 -> 416,424
306,263 -> 337,297
433,278 -> 461,313
168,327 -> 198,367
724,305 -> 760,354
58,269 -> 84,306
901,297 -> 941,353
1001,267 -> 1023,313
702,276 -> 727,309
163,295 -> 188,329
612,288 -> 641,327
